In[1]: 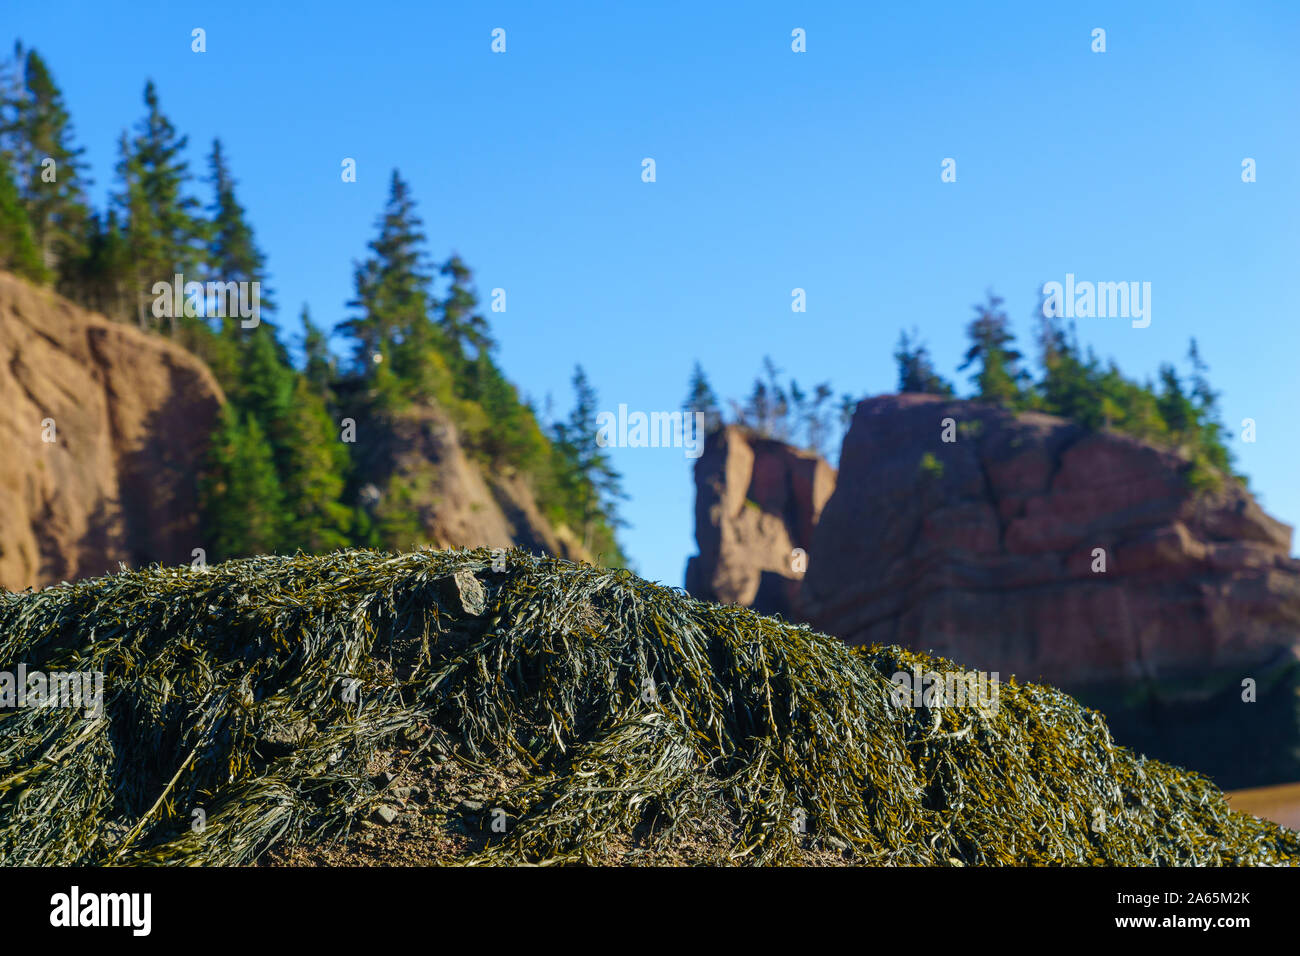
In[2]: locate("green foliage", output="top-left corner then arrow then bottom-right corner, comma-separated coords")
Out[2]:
0,153 -> 46,282
918,451 -> 944,480
0,50 -> 624,569
725,355 -> 838,456
115,81 -> 208,330
959,292 -> 1029,407
198,405 -> 284,560
340,170 -> 434,399
894,328 -> 954,396
683,361 -> 723,432
1036,314 -> 1239,489
0,45 -> 90,283
334,172 -> 627,564
300,305 -> 335,398
548,365 -> 626,559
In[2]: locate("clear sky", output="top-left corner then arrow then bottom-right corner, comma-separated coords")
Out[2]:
8,1 -> 1299,586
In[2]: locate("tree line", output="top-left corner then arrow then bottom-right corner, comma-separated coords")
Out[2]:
685,291 -> 1238,490
0,42 -> 625,564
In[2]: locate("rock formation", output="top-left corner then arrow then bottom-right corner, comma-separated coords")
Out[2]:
347,402 -> 590,563
0,271 -> 587,591
0,270 -> 223,591
684,426 -> 834,618
688,393 -> 1300,787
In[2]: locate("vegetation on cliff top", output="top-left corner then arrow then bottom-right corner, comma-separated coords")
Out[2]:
1,548 -> 1294,866
685,291 -> 1239,493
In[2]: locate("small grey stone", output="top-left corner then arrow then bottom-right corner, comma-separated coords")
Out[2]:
441,571 -> 486,617
459,799 -> 484,813
372,804 -> 401,824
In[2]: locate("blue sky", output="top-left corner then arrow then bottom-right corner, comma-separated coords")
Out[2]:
8,1 -> 1300,585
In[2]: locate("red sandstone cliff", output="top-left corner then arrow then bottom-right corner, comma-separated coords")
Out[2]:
684,426 -> 835,618
686,394 -> 1300,787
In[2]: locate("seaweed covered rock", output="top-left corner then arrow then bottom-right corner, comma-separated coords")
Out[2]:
0,548 -> 1295,866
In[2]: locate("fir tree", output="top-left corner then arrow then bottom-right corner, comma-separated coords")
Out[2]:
439,253 -> 495,374
115,81 -> 207,331
0,47 -> 90,280
553,365 -> 626,553
198,406 -> 284,560
278,376 -> 353,553
959,292 -> 1028,406
0,153 -> 46,282
683,361 -> 723,432
301,305 -> 336,397
894,328 -> 955,396
339,170 -> 434,402
206,139 -> 273,317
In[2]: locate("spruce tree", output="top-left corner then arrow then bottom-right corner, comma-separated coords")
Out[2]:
0,47 -> 90,280
206,139 -> 273,318
894,328 -> 955,396
0,153 -> 46,281
278,376 -> 353,553
440,253 -> 495,376
959,292 -> 1028,406
683,362 -> 723,432
301,305 -> 336,397
115,81 -> 206,330
69,210 -> 130,320
553,365 -> 626,553
198,406 -> 284,560
339,170 -> 434,402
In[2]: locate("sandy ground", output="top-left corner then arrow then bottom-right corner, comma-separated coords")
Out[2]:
1226,782 -> 1300,831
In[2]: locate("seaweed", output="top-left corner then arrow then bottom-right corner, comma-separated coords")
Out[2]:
0,547 -> 1294,866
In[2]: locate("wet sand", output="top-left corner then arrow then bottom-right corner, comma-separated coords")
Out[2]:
1226,782 -> 1300,831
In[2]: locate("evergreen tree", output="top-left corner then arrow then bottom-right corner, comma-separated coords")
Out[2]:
1156,364 -> 1196,436
552,365 -> 626,553
894,328 -> 954,395
0,153 -> 46,281
683,362 -> 723,432
439,253 -> 495,376
198,406 -> 284,560
115,81 -> 206,330
339,170 -> 434,402
474,356 -> 547,468
66,210 -> 130,320
959,292 -> 1028,406
301,305 -> 336,397
206,139 -> 273,317
278,376 -> 353,553
0,47 -> 91,280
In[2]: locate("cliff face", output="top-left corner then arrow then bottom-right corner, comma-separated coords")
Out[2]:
0,270 -> 224,590
349,403 -> 590,563
801,394 -> 1300,687
688,394 -> 1300,788
684,426 -> 835,618
0,271 -> 587,592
